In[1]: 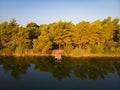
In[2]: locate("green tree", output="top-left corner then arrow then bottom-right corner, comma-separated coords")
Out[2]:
54,21 -> 74,49
33,24 -> 52,54
73,21 -> 90,48
101,17 -> 116,42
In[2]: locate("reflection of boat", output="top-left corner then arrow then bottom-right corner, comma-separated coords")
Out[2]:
55,59 -> 62,62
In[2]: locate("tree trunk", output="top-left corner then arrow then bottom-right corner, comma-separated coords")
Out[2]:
59,44 -> 60,50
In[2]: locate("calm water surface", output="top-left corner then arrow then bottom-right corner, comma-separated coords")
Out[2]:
0,56 -> 120,90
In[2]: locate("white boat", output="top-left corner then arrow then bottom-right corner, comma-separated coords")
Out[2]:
54,54 -> 62,60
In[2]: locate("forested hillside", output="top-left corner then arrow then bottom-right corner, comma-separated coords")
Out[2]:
0,17 -> 120,56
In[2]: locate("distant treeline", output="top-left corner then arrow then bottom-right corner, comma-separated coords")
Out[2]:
0,17 -> 120,56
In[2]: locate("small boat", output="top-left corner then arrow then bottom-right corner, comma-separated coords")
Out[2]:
54,53 -> 62,60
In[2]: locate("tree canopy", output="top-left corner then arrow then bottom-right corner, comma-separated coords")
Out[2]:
0,17 -> 120,56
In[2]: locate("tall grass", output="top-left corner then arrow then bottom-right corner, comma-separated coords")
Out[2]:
70,47 -> 91,56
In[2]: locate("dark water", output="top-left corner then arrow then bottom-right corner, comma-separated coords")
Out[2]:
0,56 -> 120,90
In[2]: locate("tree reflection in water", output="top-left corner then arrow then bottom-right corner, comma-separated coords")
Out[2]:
0,56 -> 120,81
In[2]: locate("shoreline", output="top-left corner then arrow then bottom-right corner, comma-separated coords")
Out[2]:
64,54 -> 120,58
0,53 -> 120,58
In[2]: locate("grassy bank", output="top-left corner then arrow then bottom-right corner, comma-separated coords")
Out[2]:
0,52 -> 120,58
1,46 -> 120,58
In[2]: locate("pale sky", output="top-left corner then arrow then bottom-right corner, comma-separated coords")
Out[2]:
0,0 -> 120,26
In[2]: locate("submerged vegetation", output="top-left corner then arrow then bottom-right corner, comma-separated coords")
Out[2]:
0,17 -> 120,56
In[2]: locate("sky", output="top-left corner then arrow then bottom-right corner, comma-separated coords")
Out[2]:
0,0 -> 120,26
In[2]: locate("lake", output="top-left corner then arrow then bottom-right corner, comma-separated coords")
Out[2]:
0,56 -> 120,90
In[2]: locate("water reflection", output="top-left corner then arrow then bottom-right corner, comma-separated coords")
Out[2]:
0,56 -> 120,81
